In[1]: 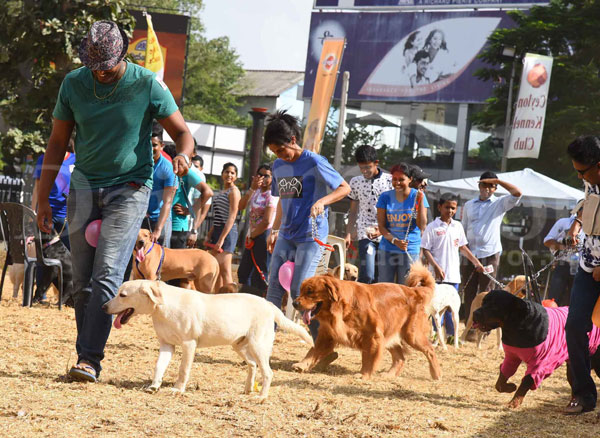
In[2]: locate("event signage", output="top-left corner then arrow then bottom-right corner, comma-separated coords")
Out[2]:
314,0 -> 548,9
506,53 -> 553,160
303,11 -> 513,103
128,10 -> 190,106
304,38 -> 346,153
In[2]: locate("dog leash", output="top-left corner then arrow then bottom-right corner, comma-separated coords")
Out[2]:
482,270 -> 506,289
245,237 -> 267,286
310,215 -> 334,252
135,242 -> 165,281
205,242 -> 224,253
396,189 -> 421,264
531,243 -> 583,280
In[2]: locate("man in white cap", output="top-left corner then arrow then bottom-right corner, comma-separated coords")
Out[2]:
37,20 -> 194,382
460,170 -> 522,322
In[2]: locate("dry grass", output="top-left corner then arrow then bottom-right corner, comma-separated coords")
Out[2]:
1,276 -> 599,437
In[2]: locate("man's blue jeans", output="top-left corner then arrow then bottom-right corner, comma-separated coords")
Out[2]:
266,236 -> 323,340
378,250 -> 419,284
566,267 -> 600,408
358,238 -> 379,284
67,183 -> 150,376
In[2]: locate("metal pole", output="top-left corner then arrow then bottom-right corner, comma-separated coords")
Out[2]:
248,109 -> 268,186
501,60 -> 517,172
180,13 -> 192,115
334,71 -> 350,169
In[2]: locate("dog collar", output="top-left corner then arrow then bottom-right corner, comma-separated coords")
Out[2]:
135,242 -> 158,280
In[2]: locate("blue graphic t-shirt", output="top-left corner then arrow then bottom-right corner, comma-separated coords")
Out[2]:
272,150 -> 344,242
376,188 -> 422,254
33,152 -> 76,219
147,154 -> 176,221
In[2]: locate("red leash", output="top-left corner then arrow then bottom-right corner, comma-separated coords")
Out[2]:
310,216 -> 334,252
205,242 -> 224,253
347,241 -> 357,259
245,238 -> 267,285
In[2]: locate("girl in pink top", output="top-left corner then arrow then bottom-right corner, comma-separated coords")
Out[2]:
237,164 -> 278,296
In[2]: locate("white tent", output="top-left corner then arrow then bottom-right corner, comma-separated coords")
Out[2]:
428,168 -> 584,210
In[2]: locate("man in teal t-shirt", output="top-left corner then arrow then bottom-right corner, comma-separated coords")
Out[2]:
37,21 -> 194,383
170,165 -> 213,249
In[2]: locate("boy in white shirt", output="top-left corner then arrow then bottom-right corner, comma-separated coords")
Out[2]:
421,193 -> 483,339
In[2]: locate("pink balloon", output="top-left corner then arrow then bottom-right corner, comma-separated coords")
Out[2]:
278,261 -> 295,292
85,219 -> 102,248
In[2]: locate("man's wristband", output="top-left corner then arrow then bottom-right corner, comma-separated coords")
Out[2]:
176,153 -> 190,166
189,229 -> 198,235
391,237 -> 397,245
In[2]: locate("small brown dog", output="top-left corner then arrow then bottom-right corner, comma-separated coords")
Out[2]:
461,275 -> 527,349
133,229 -> 220,292
292,263 -> 441,380
331,263 -> 359,281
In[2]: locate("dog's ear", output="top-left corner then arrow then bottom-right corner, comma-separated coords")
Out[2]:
323,277 -> 339,302
143,282 -> 164,306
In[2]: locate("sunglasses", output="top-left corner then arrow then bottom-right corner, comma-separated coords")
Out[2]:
257,173 -> 271,178
576,162 -> 598,176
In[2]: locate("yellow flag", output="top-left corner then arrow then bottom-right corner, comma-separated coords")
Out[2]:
145,14 -> 164,80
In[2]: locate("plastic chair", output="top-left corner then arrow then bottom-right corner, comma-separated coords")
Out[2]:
314,235 -> 346,278
0,202 -> 63,309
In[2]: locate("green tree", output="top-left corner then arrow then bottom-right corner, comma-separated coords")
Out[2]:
0,0 -> 134,174
128,0 -> 247,126
183,35 -> 247,126
472,0 -> 600,186
319,120 -> 381,165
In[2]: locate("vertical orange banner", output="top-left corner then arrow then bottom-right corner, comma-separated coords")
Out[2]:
303,38 -> 345,153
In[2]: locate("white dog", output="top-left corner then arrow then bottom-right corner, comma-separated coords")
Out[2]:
103,280 -> 314,400
8,240 -> 36,299
427,283 -> 461,350
8,263 -> 25,299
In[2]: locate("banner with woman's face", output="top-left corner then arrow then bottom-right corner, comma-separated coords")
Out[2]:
304,11 -> 514,103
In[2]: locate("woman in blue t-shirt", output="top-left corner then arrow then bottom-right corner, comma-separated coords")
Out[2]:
376,163 -> 427,283
264,110 -> 350,342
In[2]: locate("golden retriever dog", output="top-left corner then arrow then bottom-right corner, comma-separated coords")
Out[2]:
292,263 -> 441,380
461,275 -> 528,349
133,229 -> 219,292
331,263 -> 359,281
103,280 -> 313,400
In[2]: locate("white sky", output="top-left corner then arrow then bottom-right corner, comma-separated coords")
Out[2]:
201,0 -> 314,71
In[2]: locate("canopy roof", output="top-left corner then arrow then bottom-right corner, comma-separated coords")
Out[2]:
428,168 -> 583,210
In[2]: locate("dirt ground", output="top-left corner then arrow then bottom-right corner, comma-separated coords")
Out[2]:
1,275 -> 600,437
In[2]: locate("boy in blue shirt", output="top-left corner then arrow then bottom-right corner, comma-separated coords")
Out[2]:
143,123 -> 176,247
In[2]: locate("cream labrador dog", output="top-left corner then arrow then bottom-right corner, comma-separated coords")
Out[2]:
103,280 -> 314,400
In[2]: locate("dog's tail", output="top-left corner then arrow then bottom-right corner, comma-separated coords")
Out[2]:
404,262 -> 435,303
271,304 -> 315,347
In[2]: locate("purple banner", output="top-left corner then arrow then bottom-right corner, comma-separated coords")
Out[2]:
314,0 -> 547,8
303,11 -> 514,103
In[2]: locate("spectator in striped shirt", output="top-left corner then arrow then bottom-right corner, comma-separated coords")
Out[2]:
206,163 -> 241,290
